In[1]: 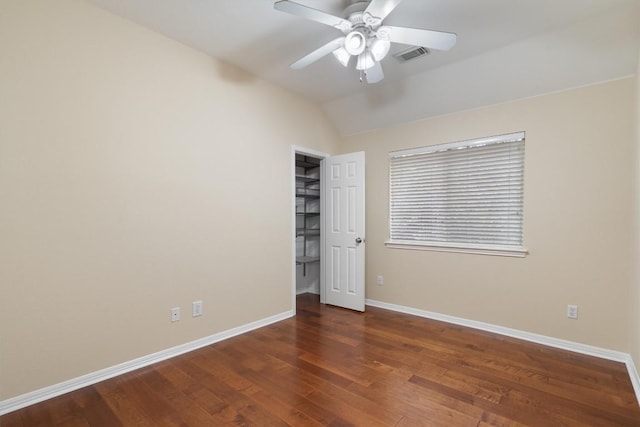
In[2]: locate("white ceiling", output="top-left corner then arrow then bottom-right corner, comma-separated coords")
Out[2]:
89,0 -> 640,135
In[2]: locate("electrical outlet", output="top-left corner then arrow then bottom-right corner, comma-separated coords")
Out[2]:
192,300 -> 203,317
171,307 -> 180,322
377,275 -> 384,286
567,304 -> 578,319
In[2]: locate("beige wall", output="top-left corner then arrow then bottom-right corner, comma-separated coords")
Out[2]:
0,0 -> 339,400
341,78 -> 635,352
632,53 -> 640,368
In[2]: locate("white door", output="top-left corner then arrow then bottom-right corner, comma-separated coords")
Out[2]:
324,152 -> 365,311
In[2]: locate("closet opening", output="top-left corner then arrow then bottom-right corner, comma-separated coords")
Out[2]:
295,153 -> 322,296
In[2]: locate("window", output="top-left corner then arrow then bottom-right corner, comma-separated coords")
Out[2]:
386,132 -> 527,257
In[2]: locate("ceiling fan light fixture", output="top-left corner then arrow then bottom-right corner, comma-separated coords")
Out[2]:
344,31 -> 366,56
356,50 -> 375,71
274,0 -> 457,84
332,46 -> 351,67
370,37 -> 391,62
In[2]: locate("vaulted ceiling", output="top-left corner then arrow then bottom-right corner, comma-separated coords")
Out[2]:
89,0 -> 640,135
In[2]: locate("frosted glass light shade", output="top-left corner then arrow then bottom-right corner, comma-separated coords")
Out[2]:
344,31 -> 366,56
370,38 -> 391,61
356,50 -> 375,70
332,47 -> 351,67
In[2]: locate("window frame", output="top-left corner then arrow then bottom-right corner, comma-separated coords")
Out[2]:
385,132 -> 528,258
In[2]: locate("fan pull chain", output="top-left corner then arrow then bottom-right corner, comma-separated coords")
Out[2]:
359,69 -> 364,82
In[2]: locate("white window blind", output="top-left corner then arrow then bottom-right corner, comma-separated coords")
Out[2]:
387,132 -> 527,257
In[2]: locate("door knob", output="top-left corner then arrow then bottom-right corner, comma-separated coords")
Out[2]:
355,237 -> 363,244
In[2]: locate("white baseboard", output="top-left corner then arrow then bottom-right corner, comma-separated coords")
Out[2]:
366,298 -> 640,406
4,301 -> 639,415
625,355 -> 640,405
0,310 -> 294,416
296,286 -> 319,295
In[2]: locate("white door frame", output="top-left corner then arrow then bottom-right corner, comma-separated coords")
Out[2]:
291,146 -> 329,313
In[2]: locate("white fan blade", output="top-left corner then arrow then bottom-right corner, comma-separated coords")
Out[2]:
364,0 -> 403,21
382,26 -> 457,51
290,37 -> 345,70
274,1 -> 352,32
365,62 -> 384,84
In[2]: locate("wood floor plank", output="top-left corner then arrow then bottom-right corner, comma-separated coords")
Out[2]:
210,337 -> 358,425
92,382 -> 156,426
2,293 -> 639,426
181,352 -> 291,426
69,385 -> 120,427
0,411 -> 24,427
144,367 -> 228,425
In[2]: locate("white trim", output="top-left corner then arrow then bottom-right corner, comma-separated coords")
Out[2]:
296,285 -> 317,295
385,240 -> 528,258
296,288 -> 321,296
0,310 -> 294,416
365,298 -> 640,406
319,158 -> 326,305
625,356 -> 640,406
389,131 -> 525,158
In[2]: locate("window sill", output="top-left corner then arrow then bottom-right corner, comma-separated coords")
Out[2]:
384,240 -> 529,258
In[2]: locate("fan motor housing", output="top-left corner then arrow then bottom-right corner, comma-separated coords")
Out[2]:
344,1 -> 369,15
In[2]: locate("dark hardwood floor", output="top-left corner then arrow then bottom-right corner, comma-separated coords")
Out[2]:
3,293 -> 640,426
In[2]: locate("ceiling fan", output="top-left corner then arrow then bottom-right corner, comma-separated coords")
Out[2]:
274,0 -> 457,84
